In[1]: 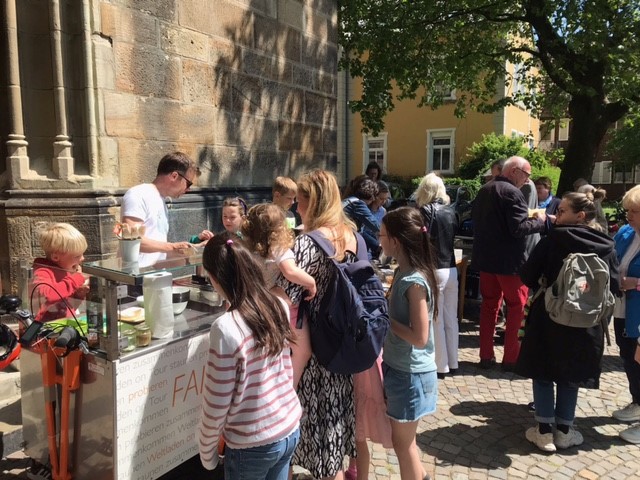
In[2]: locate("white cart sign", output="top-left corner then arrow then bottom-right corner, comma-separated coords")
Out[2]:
115,333 -> 209,479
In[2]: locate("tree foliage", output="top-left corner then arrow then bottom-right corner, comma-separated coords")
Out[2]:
605,110 -> 640,171
339,0 -> 640,194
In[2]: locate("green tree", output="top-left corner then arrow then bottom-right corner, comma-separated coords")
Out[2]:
605,110 -> 640,179
339,0 -> 640,194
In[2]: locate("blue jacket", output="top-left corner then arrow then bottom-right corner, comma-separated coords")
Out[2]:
614,224 -> 640,336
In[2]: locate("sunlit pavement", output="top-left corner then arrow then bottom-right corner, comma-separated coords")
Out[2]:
3,313 -> 640,479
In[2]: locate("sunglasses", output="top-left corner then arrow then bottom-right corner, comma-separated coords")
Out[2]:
176,172 -> 193,189
516,167 -> 531,178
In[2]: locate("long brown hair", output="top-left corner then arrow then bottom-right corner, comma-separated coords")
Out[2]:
202,233 -> 294,355
382,207 -> 439,318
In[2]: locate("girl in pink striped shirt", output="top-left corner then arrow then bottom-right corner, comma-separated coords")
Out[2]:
198,233 -> 302,479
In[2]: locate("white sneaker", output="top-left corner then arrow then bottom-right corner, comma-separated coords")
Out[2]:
620,425 -> 640,444
525,426 -> 556,452
613,403 -> 640,422
554,427 -> 584,449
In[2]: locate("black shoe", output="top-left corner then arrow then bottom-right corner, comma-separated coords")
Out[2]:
502,362 -> 517,372
527,401 -> 535,412
449,368 -> 458,376
437,372 -> 446,380
479,357 -> 496,369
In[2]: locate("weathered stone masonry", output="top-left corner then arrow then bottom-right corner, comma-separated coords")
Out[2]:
0,0 -> 340,291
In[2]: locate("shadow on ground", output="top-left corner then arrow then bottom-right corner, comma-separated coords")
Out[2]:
418,400 -> 626,470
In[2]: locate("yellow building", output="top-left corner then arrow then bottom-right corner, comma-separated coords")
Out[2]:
348,65 -> 540,179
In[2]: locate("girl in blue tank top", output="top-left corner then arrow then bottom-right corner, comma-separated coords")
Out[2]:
379,207 -> 439,480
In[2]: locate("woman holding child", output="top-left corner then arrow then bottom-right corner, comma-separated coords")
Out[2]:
281,169 -> 358,480
516,192 -> 620,452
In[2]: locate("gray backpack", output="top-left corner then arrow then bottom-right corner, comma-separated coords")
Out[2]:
544,252 -> 615,328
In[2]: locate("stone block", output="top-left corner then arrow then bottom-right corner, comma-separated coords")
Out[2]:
302,37 -> 337,72
292,64 -> 314,90
198,145 -> 252,185
251,150 -> 290,183
304,9 -> 329,41
277,0 -> 303,30
280,86 -> 304,123
209,37 -> 240,70
100,3 -> 158,47
212,67 -> 233,110
252,118 -> 279,150
241,50 -> 289,83
305,91 -> 336,128
307,0 -> 335,17
114,43 -> 182,100
322,128 -> 337,154
160,24 -> 209,62
180,0 -> 252,46
97,137 -> 119,180
104,91 -> 142,139
231,73 -> 263,115
277,25 -> 301,63
93,37 -> 116,91
111,0 -> 177,21
182,60 -> 215,105
117,138 -> 197,186
278,121 -> 322,152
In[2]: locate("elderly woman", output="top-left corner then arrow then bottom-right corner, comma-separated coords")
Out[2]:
414,173 -> 459,378
282,170 -> 358,479
611,185 -> 640,444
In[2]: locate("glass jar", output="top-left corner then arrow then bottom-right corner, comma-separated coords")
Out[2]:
119,327 -> 137,353
136,324 -> 152,347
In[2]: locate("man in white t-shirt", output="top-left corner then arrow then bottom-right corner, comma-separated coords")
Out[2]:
121,151 -> 203,265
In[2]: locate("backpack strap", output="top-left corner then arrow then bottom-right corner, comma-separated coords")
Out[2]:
306,230 -> 368,262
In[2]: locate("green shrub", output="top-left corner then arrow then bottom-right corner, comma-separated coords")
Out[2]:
457,133 -> 528,179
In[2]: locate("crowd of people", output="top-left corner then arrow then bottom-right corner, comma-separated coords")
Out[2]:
27,151 -> 640,479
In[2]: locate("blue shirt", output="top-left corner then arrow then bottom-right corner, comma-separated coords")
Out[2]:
383,270 -> 436,373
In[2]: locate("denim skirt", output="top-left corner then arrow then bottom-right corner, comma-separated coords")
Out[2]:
382,362 -> 438,422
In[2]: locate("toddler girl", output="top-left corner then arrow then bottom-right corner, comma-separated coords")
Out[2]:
242,203 -> 315,387
379,207 -> 439,480
221,197 -> 248,236
198,233 -> 301,479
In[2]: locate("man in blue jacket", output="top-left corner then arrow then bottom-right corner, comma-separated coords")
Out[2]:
471,156 -> 547,370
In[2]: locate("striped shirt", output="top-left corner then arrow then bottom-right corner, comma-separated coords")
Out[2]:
198,303 -> 302,470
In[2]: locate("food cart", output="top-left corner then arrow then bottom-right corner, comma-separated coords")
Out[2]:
20,253 -> 224,480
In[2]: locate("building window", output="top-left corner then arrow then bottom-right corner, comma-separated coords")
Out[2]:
427,129 -> 455,173
558,119 -> 570,142
362,133 -> 388,173
592,161 -> 612,184
614,166 -> 634,184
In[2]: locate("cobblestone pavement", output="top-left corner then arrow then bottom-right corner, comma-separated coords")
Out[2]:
3,317 -> 640,479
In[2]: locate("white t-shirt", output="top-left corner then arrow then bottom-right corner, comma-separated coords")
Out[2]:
261,248 -> 295,289
121,183 -> 169,265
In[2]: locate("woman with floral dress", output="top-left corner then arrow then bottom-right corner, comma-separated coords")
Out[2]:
282,169 -> 358,480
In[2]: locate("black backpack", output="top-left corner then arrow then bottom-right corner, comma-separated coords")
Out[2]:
298,231 -> 390,375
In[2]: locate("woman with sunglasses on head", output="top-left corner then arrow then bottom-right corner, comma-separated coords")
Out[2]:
517,192 -> 619,452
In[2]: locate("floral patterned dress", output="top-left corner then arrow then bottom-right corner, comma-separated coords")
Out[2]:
284,233 -> 357,478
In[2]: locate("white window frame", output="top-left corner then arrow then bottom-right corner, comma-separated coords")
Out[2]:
362,133 -> 388,173
426,128 -> 455,174
558,119 -> 570,142
592,161 -> 612,184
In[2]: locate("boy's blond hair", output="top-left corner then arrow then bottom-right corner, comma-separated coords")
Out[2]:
38,222 -> 88,257
272,176 -> 297,196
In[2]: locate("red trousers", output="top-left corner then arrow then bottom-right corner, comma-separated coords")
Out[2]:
479,272 -> 529,364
